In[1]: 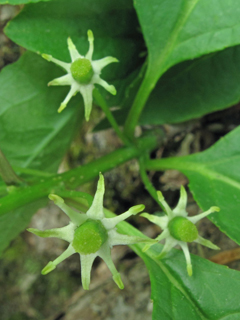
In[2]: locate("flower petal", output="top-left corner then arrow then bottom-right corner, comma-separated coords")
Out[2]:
179,242 -> 192,276
94,76 -> 116,95
141,212 -> 168,229
85,30 -> 94,60
86,173 -> 105,219
102,205 -> 144,230
80,253 -> 97,290
108,229 -> 155,247
194,235 -> 220,250
188,206 -> 220,224
42,54 -> 70,72
67,37 -> 82,61
49,194 -> 87,226
173,186 -> 188,216
98,242 -> 124,289
142,229 -> 170,252
157,237 -> 177,259
79,84 -> 94,121
92,56 -> 118,74
41,244 -> 75,275
157,191 -> 174,219
58,84 -> 79,113
27,223 -> 74,242
48,74 -> 73,86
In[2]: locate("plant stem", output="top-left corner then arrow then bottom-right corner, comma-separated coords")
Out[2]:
0,134 -> 160,216
139,157 -> 164,210
93,88 -> 131,146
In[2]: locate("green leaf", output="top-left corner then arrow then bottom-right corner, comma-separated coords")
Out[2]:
135,0 -> 240,97
5,0 -> 143,82
0,199 -> 46,256
0,0 -> 50,4
145,126 -> 240,245
0,51 -> 81,172
0,51 -> 82,255
104,208 -> 240,320
140,45 -> 240,125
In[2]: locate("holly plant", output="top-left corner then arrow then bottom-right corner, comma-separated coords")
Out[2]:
1,0 -> 240,319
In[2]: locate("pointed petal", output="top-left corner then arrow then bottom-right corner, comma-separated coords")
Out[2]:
48,74 -> 72,86
58,84 -> 78,113
27,223 -> 74,242
140,212 -> 168,229
98,243 -> 124,289
86,173 -> 105,219
157,237 -> 177,259
157,191 -> 174,219
102,205 -> 144,230
94,77 -> 116,95
179,242 -> 192,276
92,56 -> 118,73
173,186 -> 188,216
41,244 -> 75,275
80,253 -> 96,290
85,30 -> 94,60
67,37 -> 82,61
108,229 -> 156,247
142,229 -> 170,253
49,194 -> 87,226
188,206 -> 220,224
194,235 -> 220,250
42,54 -> 70,72
79,84 -> 94,121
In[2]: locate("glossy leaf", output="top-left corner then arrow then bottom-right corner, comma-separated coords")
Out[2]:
0,51 -> 82,254
145,126 -> 240,244
134,0 -> 240,97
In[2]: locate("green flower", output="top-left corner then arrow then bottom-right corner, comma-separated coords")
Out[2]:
42,30 -> 118,121
28,173 -> 153,290
141,186 -> 220,276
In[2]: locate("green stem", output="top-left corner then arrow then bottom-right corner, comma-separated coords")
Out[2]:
0,134 -> 159,217
93,88 -> 131,146
13,166 -> 53,178
144,157 -> 187,171
139,157 -> 164,210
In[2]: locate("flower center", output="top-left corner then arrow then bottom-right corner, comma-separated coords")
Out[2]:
168,216 -> 198,242
70,58 -> 94,84
72,219 -> 108,254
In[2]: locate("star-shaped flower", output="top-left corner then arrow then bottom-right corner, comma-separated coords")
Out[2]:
28,173 -> 154,290
42,30 -> 118,121
141,186 -> 220,276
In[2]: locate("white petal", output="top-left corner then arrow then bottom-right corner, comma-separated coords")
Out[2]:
141,212 -> 169,229
80,253 -> 97,290
27,223 -> 74,243
194,235 -> 220,250
108,229 -> 154,247
102,205 -> 144,230
188,206 -> 220,224
79,84 -> 94,121
48,74 -> 73,86
85,30 -> 94,60
58,84 -> 79,113
157,237 -> 177,259
94,76 -> 116,95
157,191 -> 174,219
173,186 -> 188,216
179,242 -> 192,276
143,229 -> 170,253
98,242 -> 124,289
41,244 -> 75,275
92,56 -> 118,74
42,54 -> 70,72
86,173 -> 105,219
49,194 -> 87,226
67,37 -> 82,61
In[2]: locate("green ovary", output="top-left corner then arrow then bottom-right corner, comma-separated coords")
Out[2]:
168,216 -> 198,242
70,58 -> 94,84
72,219 -> 108,254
